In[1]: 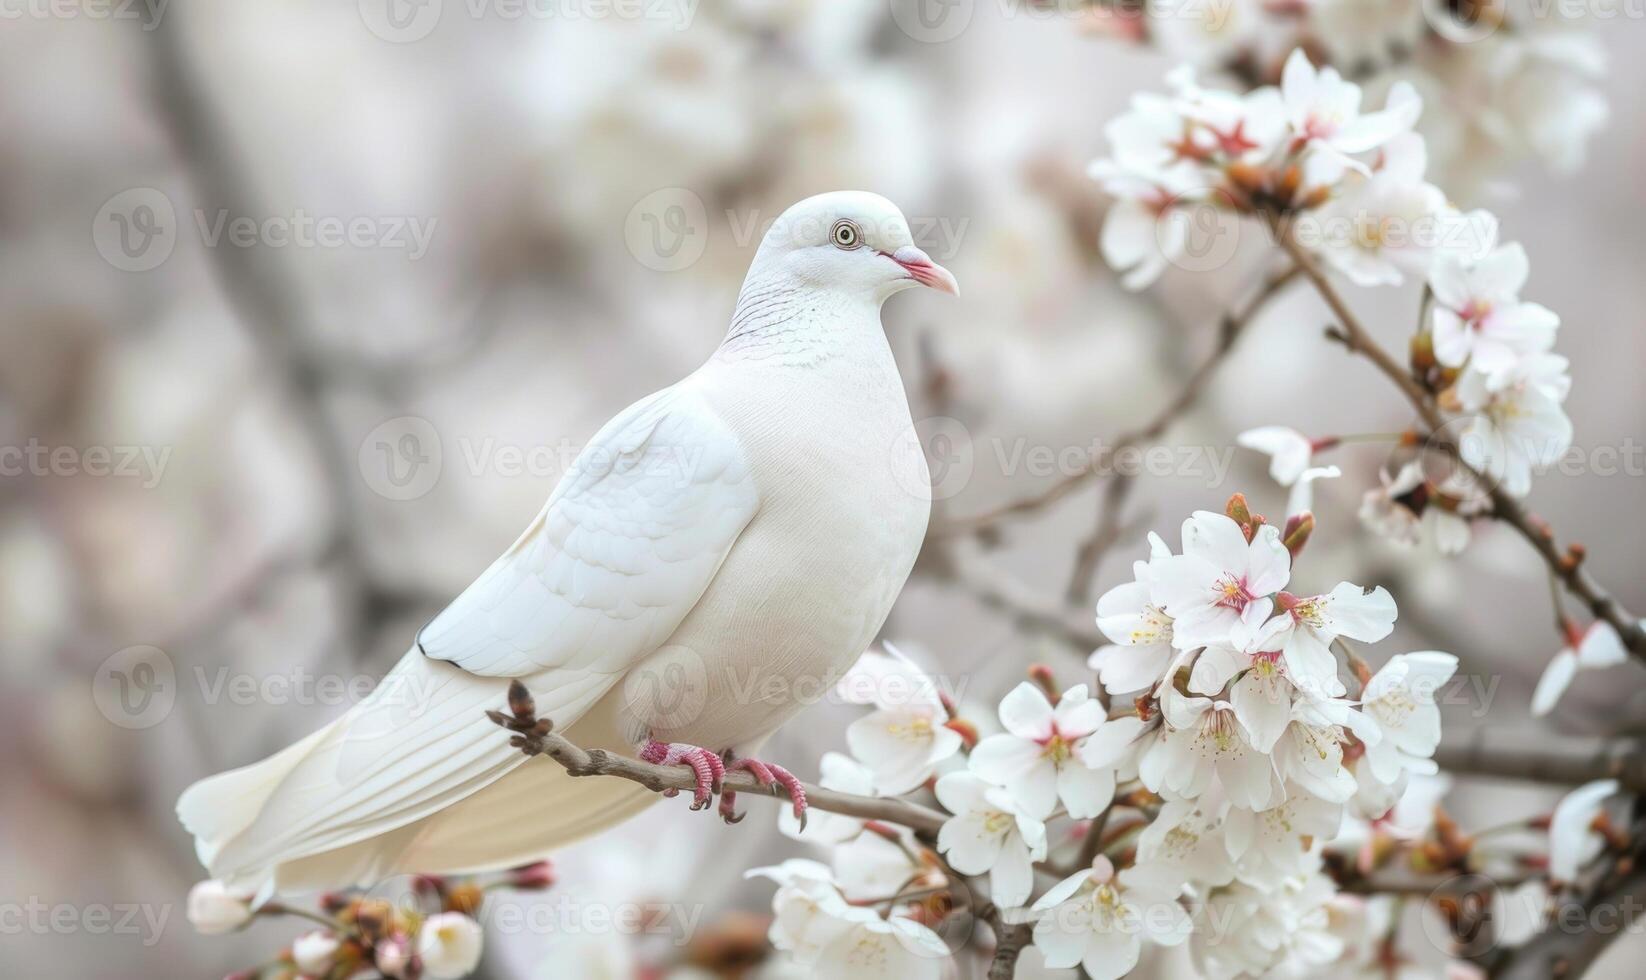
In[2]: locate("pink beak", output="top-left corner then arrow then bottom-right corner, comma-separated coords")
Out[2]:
887,245 -> 959,295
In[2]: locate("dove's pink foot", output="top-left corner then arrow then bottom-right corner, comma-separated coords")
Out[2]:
719,755 -> 808,830
638,740 -> 724,811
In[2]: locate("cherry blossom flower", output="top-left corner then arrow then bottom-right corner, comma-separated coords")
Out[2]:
185,880 -> 253,935
1187,617 -> 1300,752
1548,779 -> 1619,884
1269,582 -> 1397,698
969,683 -> 1126,819
841,647 -> 963,794
1138,794 -> 1237,887
1357,652 -> 1458,784
1031,857 -> 1192,980
1429,237 -> 1560,381
1091,534 -> 1177,694
292,931 -> 341,975
1455,353 -> 1573,498
418,912 -> 484,980
813,912 -> 950,980
1141,688 -> 1279,810
1238,426 -> 1316,486
1272,697 -> 1375,806
1297,134 -> 1452,287
747,860 -> 863,964
1532,621 -> 1629,717
934,772 -> 1048,907
1192,870 -> 1345,979
1151,511 -> 1291,650
1280,49 -> 1421,164
1358,460 -> 1481,555
1225,791 -> 1345,887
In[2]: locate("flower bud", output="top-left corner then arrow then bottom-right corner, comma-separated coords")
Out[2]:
443,883 -> 484,918
506,861 -> 556,891
942,717 -> 979,749
187,880 -> 254,935
1282,512 -> 1315,559
375,933 -> 417,979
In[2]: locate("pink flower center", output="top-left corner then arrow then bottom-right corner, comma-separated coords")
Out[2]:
1214,574 -> 1255,611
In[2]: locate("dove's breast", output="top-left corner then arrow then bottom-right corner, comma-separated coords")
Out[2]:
603,331 -> 930,753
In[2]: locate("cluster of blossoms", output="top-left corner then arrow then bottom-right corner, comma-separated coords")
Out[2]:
1086,0 -> 1606,185
747,498 -> 1470,979
1093,49 -> 1577,547
186,862 -> 553,979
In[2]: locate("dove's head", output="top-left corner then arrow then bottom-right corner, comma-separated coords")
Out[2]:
746,191 -> 958,303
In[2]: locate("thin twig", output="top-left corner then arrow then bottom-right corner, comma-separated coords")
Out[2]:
938,263 -> 1302,536
1274,228 -> 1646,664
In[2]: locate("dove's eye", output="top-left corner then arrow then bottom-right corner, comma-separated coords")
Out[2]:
830,220 -> 862,250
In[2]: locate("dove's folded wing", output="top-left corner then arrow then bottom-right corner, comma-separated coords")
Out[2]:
181,382 -> 760,885
418,382 -> 760,680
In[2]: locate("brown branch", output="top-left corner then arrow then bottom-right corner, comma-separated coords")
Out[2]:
1275,229 -> 1646,665
1435,729 -> 1646,795
937,263 -> 1302,537
977,900 -> 1035,980
488,683 -> 947,836
1487,811 -> 1646,980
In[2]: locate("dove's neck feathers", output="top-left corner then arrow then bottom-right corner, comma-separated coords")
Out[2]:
716,266 -> 889,368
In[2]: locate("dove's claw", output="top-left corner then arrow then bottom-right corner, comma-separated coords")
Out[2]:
718,791 -> 745,824
639,740 -> 725,810
726,757 -> 809,829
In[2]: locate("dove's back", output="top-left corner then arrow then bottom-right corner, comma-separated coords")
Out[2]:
177,278 -> 931,896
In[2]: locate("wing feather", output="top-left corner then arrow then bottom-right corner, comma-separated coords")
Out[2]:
418,382 -> 758,681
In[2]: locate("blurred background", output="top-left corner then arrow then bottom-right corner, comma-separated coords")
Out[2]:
2,1 -> 1644,976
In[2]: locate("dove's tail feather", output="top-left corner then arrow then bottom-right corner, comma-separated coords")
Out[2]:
177,649 -> 626,898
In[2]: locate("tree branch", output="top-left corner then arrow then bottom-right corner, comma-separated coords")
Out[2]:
1435,729 -> 1646,795
487,684 -> 947,836
1274,229 -> 1646,664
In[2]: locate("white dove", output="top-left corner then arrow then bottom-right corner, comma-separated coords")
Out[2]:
177,191 -> 957,900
